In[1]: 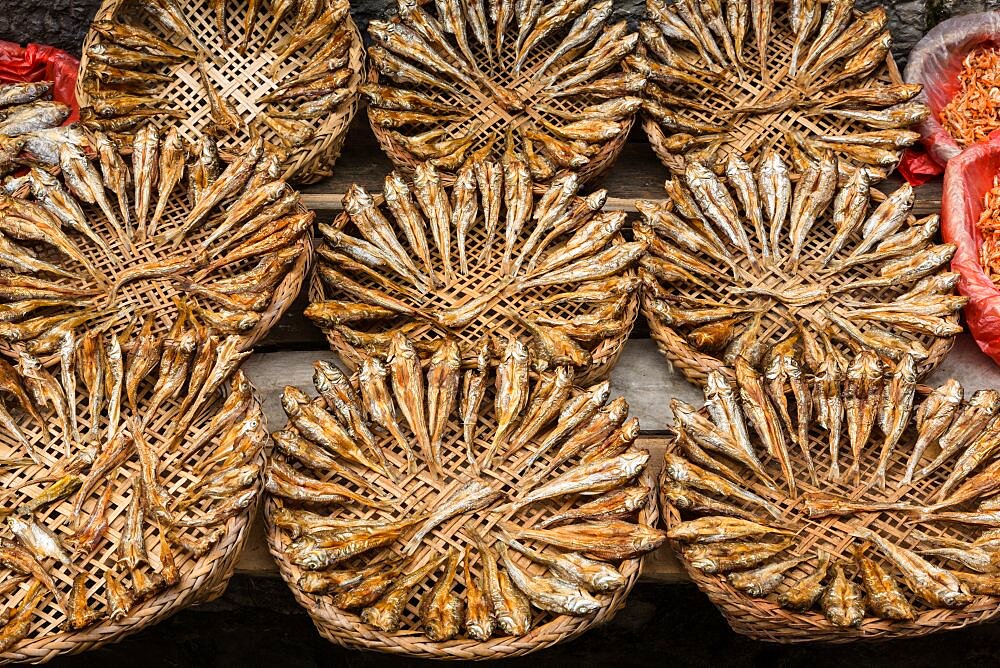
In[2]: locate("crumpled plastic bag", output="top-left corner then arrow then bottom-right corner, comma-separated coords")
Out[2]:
0,41 -> 79,123
942,139 -> 1000,364
903,11 -> 1000,171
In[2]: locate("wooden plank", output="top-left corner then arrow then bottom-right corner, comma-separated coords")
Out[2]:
298,118 -> 943,217
231,333 -> 1000,580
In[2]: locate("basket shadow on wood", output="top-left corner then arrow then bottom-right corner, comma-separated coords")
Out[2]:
659,375 -> 1000,643
77,0 -> 364,184
266,370 -> 659,659
367,2 -> 636,188
0,371 -> 266,663
640,3 -> 907,177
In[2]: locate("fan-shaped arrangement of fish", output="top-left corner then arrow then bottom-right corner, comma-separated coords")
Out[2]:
364,0 -> 640,184
0,128 -> 311,365
265,332 -> 664,655
660,348 -> 1000,640
635,0 -> 928,177
0,316 -> 265,660
308,159 -> 642,382
77,0 -> 363,182
638,151 -> 963,385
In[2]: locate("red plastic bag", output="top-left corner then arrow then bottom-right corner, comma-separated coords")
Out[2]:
0,41 -> 79,123
903,12 -> 1000,171
941,139 -> 1000,364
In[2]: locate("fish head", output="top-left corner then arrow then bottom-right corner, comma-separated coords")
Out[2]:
970,389 -> 1000,415
388,332 -> 418,363
619,417 -> 640,443
280,386 -> 309,415
621,449 -> 650,476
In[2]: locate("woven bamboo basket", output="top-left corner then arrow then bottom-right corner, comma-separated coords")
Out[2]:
366,0 -> 637,188
266,362 -> 660,659
307,165 -> 640,385
77,0 -> 364,184
640,180 -> 958,387
0,135 -> 311,364
0,362 -> 267,663
639,1 -> 910,178
659,367 -> 1000,643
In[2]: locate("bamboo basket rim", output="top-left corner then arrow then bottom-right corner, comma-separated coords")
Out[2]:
366,3 -> 635,189
640,4 -> 907,179
76,0 -> 364,185
657,383 -> 1000,643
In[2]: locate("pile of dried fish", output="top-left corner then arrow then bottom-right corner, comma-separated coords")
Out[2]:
267,332 -> 664,643
364,0 -> 641,180
640,152 -> 963,382
0,82 -> 74,176
662,349 -> 1000,633
0,313 -> 264,649
79,0 -> 360,156
310,158 -> 642,375
637,0 -> 929,176
0,127 -> 310,357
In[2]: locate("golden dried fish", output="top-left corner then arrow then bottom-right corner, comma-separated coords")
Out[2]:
916,389 -> 1000,482
856,527 -> 972,608
8,515 -> 69,565
405,480 -> 502,553
871,354 -> 917,492
497,542 -> 602,615
822,563 -> 864,627
384,332 -> 435,477
668,516 -> 793,544
683,539 -> 794,574
463,546 -> 494,641
843,350 -> 883,485
824,101 -> 931,130
903,379 -> 963,485
418,548 -> 463,642
733,356 -> 795,498
460,338 -> 491,473
149,127 -> 186,237
728,557 -> 804,597
779,551 -> 831,610
485,338 -> 530,468
130,123 -> 158,240
361,555 -> 446,633
750,0 -> 773,80
505,450 -> 648,513
813,83 -> 923,110
281,385 -> 389,478
412,162 -> 455,280
0,581 -> 45,652
538,485 -> 648,529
